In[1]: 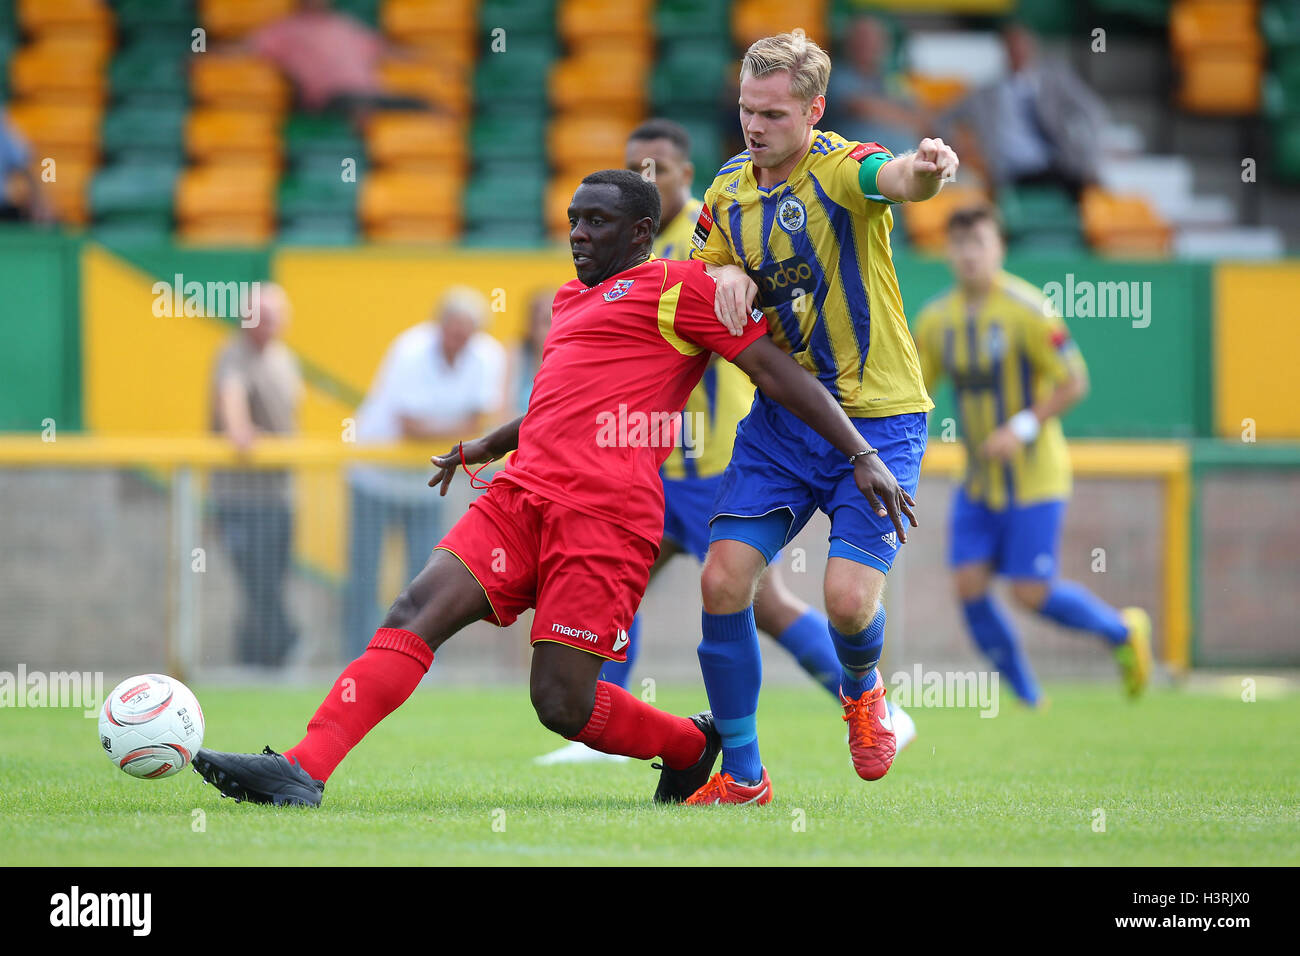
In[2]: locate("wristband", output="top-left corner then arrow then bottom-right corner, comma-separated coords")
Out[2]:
848,448 -> 878,465
1008,409 -> 1040,443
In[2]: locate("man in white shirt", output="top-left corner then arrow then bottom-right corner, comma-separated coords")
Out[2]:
344,286 -> 506,658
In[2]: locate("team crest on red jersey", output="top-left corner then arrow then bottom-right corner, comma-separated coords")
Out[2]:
603,279 -> 635,301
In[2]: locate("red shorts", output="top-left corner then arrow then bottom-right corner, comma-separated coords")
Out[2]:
434,479 -> 657,662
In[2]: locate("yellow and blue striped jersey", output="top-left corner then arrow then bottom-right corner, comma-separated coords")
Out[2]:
657,196 -> 756,480
691,130 -> 932,420
913,270 -> 1087,510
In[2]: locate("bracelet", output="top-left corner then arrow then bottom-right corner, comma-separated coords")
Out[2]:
848,448 -> 878,465
1008,409 -> 1040,443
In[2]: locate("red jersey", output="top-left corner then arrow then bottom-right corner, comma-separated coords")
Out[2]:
497,257 -> 769,545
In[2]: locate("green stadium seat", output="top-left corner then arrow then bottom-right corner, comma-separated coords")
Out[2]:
655,0 -> 729,42
999,185 -> 1081,244
114,0 -> 195,33
461,221 -> 547,247
283,114 -> 362,162
652,42 -> 731,111
91,213 -> 174,244
1088,0 -> 1171,29
278,174 -> 357,218
1273,116 -> 1300,182
101,106 -> 185,162
477,0 -> 557,38
278,214 -> 359,245
462,172 -> 544,225
470,110 -> 545,163
90,162 -> 180,217
110,43 -> 189,101
1263,0 -> 1300,53
332,0 -> 380,27
474,45 -> 553,108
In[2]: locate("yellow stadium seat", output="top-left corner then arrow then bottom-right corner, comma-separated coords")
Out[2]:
10,39 -> 110,104
545,172 -> 585,241
176,163 -> 278,221
190,54 -> 291,113
732,0 -> 830,51
550,53 -> 648,113
199,0 -> 297,41
358,169 -> 463,240
378,58 -> 471,117
548,114 -> 641,173
178,216 -> 276,245
1178,54 -> 1262,114
382,0 -> 476,42
1081,186 -> 1172,257
36,158 -> 95,225
5,102 -> 102,162
906,74 -> 968,113
185,108 -> 283,165
900,185 -> 989,254
1170,0 -> 1262,59
559,0 -> 653,47
17,0 -> 113,35
365,111 -> 466,171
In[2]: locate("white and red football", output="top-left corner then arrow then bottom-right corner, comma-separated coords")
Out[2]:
98,674 -> 205,779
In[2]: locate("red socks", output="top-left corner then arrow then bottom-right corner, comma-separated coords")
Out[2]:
570,680 -> 706,769
284,628 -> 433,782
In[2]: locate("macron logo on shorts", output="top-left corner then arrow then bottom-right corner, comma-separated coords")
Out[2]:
551,622 -> 598,643
612,629 -> 629,652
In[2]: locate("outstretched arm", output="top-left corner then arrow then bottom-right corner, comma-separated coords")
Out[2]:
427,415 -> 523,495
730,336 -> 917,542
876,137 -> 960,202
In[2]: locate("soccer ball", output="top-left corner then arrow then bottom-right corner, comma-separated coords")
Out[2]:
99,674 -> 205,779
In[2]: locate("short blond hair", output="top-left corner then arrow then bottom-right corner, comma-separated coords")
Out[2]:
740,32 -> 831,104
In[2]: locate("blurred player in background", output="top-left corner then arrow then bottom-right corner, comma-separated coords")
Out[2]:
912,205 -> 1152,704
687,32 -> 955,804
535,117 -> 916,766
191,170 -> 911,808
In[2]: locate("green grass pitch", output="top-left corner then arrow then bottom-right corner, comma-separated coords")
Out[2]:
2,684 -> 1296,866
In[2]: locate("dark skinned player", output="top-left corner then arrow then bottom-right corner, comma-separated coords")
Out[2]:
191,170 -> 913,807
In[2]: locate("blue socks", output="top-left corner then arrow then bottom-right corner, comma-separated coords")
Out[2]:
829,606 -> 886,699
963,595 -> 1040,704
598,615 -> 640,688
1037,580 -> 1129,645
775,609 -> 842,697
698,607 -> 763,783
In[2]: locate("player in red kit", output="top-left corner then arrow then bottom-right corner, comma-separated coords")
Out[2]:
191,170 -> 912,807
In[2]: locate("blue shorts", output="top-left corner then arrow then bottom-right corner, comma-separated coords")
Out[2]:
948,486 -> 1065,579
708,394 -> 928,575
661,474 -> 722,563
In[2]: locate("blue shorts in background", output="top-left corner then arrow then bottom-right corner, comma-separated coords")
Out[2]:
948,486 -> 1065,579
708,393 -> 928,575
661,474 -> 722,563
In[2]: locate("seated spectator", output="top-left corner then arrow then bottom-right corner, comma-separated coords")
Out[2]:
240,0 -> 425,119
209,284 -> 303,668
826,16 -> 928,155
943,23 -> 1108,198
344,286 -> 506,659
0,104 -> 52,224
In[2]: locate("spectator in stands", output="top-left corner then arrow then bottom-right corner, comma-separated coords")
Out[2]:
0,105 -> 52,224
944,23 -> 1108,198
240,0 -> 423,119
345,286 -> 506,659
825,16 -> 928,155
512,287 -> 555,416
209,283 -> 304,669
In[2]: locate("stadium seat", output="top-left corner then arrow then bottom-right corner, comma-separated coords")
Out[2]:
558,0 -> 653,50
1177,54 -> 1263,113
198,0 -> 295,41
382,0 -> 475,50
477,0 -> 556,36
34,157 -> 94,225
732,0 -> 830,50
10,38 -> 109,104
898,185 -> 989,254
101,104 -> 184,163
190,54 -> 290,113
90,161 -> 181,217
651,41 -> 731,112
463,169 -> 544,226
358,168 -> 462,241
378,58 -> 471,116
656,0 -> 729,43
549,51 -> 648,114
177,215 -> 275,244
1171,0 -> 1263,59
473,43 -> 552,109
365,111 -> 466,171
5,101 -> 102,165
548,114 -> 639,174
469,109 -> 546,163
1080,186 -> 1173,256
109,41 -> 188,104
185,108 -> 283,166
545,172 -> 582,240
176,162 -> 277,222
113,0 -> 195,36
906,74 -> 968,113
16,0 -> 113,36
